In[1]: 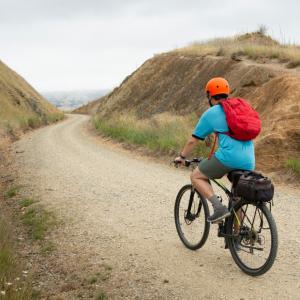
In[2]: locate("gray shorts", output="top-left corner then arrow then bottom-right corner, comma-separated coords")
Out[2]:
198,155 -> 234,179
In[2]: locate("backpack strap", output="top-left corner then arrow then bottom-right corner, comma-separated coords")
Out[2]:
208,133 -> 218,160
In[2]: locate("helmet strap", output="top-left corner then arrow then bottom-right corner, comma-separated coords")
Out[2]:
206,92 -> 213,107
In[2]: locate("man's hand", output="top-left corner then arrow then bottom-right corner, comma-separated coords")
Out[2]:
174,156 -> 185,166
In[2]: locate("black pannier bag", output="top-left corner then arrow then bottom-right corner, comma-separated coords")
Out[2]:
235,172 -> 274,202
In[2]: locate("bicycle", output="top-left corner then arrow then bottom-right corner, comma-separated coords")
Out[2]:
174,158 -> 278,276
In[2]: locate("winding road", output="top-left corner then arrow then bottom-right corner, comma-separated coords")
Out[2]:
13,114 -> 300,299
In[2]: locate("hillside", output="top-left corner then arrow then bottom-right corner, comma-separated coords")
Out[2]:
0,60 -> 63,143
72,97 -> 104,115
78,32 -> 300,171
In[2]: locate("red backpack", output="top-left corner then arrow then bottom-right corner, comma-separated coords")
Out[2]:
208,98 -> 261,159
220,98 -> 261,141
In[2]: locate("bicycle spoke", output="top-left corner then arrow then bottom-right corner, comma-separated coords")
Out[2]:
241,204 -> 248,225
175,185 -> 210,250
250,207 -> 258,231
229,202 -> 276,273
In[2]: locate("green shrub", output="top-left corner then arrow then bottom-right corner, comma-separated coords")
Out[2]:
27,116 -> 42,129
286,158 -> 300,176
46,112 -> 65,124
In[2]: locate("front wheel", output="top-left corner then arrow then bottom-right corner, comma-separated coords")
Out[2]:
174,184 -> 210,250
226,201 -> 278,276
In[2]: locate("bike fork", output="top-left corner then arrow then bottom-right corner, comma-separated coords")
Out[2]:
186,187 -> 195,216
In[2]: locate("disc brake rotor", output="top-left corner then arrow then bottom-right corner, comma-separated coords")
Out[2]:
244,228 -> 259,246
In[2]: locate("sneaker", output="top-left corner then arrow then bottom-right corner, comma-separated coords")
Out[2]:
207,205 -> 231,223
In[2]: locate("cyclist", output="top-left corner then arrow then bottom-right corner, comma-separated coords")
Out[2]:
174,77 -> 255,223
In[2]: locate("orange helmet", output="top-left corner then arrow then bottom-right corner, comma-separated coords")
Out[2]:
205,77 -> 230,97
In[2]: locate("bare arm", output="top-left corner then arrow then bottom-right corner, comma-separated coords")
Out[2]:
174,136 -> 200,164
180,136 -> 199,158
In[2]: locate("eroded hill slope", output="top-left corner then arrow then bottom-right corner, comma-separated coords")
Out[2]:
0,60 -> 63,143
80,34 -> 300,171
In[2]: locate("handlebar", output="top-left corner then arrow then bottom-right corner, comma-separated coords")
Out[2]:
173,157 -> 204,168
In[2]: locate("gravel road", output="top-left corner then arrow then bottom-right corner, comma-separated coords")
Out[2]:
13,114 -> 300,299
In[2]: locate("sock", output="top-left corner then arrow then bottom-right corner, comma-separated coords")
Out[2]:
208,195 -> 223,209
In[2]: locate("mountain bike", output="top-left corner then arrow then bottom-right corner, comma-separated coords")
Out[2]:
174,158 -> 278,276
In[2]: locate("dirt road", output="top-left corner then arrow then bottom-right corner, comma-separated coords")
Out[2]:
13,114 -> 300,299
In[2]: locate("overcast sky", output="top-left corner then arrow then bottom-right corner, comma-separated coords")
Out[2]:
0,0 -> 299,92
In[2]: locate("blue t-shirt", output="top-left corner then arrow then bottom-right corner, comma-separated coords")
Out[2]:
193,105 -> 255,171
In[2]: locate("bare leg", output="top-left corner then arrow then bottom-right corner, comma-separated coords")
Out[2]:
191,167 -> 230,223
190,167 -> 213,199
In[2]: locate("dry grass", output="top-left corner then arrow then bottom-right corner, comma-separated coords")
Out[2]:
175,32 -> 300,68
0,194 -> 56,298
0,112 -> 64,132
93,113 -> 210,157
0,217 -> 36,299
0,60 -> 64,139
4,185 -> 22,199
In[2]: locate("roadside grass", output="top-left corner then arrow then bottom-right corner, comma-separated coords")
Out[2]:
0,217 -> 36,299
45,112 -> 65,124
85,264 -> 112,299
27,117 -> 43,129
286,158 -> 300,176
19,198 -> 36,208
24,113 -> 64,130
175,31 -> 300,68
40,242 -> 56,255
93,113 -> 210,157
95,290 -> 107,300
21,204 -> 56,241
96,264 -> 112,282
88,276 -> 98,284
4,185 -> 22,198
0,191 -> 56,299
88,264 -> 112,286
0,112 -> 64,141
7,191 -> 55,242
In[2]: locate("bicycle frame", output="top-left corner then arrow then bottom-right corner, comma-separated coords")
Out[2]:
178,159 -> 263,238
210,178 -> 232,197
174,159 -> 278,275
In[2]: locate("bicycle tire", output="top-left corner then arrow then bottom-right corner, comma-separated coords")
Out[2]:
226,201 -> 278,276
174,184 -> 210,250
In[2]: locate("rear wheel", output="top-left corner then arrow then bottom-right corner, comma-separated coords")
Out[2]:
174,184 -> 210,250
226,201 -> 278,276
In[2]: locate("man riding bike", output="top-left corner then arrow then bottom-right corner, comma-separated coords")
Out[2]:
174,77 -> 256,223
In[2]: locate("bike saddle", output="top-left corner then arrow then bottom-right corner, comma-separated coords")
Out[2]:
227,170 -> 251,187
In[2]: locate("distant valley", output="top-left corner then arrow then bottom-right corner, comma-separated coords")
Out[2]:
42,89 -> 110,111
